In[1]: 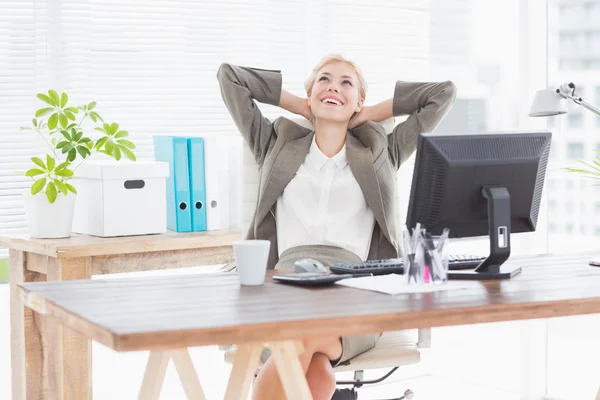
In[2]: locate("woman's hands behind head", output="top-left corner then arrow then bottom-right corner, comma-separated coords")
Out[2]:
348,105 -> 371,129
279,90 -> 313,122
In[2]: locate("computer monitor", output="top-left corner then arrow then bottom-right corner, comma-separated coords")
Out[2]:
406,131 -> 552,280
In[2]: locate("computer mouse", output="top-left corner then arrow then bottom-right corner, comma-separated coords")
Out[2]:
293,258 -> 327,273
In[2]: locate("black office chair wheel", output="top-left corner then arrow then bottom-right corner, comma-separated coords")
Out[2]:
332,388 -> 358,400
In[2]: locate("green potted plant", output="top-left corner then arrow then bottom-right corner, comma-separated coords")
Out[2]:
20,89 -> 136,238
565,150 -> 600,184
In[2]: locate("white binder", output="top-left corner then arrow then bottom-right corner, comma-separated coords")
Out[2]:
203,137 -> 227,230
226,137 -> 243,230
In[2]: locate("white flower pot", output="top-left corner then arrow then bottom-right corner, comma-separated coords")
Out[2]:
23,190 -> 76,239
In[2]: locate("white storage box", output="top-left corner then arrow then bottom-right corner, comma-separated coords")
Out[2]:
72,160 -> 169,237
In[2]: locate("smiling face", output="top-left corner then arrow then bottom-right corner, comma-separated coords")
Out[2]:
307,61 -> 364,124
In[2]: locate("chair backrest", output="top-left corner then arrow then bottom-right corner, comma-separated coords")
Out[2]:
242,117 -> 396,234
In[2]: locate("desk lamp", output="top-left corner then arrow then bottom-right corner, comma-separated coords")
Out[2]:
529,82 -> 600,118
529,82 -> 600,266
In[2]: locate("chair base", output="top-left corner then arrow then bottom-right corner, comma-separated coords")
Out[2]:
332,388 -> 414,400
332,388 -> 358,400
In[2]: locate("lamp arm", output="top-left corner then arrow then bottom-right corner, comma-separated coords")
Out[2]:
577,100 -> 600,118
556,82 -> 600,117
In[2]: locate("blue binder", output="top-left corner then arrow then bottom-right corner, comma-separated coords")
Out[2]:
153,136 -> 192,232
187,137 -> 207,231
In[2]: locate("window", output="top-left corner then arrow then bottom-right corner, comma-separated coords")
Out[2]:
587,33 -> 600,52
566,180 -> 574,190
568,113 -> 584,129
559,32 -> 579,50
565,202 -> 574,213
596,226 -> 600,236
566,223 -> 574,233
549,199 -> 557,212
567,142 -> 585,159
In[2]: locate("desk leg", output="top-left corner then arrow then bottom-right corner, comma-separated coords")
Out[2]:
171,350 -> 206,400
10,249 -> 48,400
46,257 -> 93,400
139,351 -> 170,400
224,344 -> 263,400
269,341 -> 312,400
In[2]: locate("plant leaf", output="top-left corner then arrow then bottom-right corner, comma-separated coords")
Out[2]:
35,107 -> 54,118
95,136 -> 108,150
76,146 -> 89,159
85,141 -> 93,150
79,137 -> 91,144
66,107 -> 79,114
55,168 -> 74,177
32,118 -> 38,127
114,145 -> 122,161
31,178 -> 46,195
31,157 -> 46,170
110,123 -> 119,135
90,111 -> 103,122
46,154 -> 55,171
25,168 -> 45,177
89,113 -> 97,123
120,146 -> 136,161
37,93 -> 54,106
55,161 -> 69,171
74,130 -> 83,142
65,183 -> 77,194
60,92 -> 68,108
55,180 -> 68,195
117,139 -> 135,149
94,127 -> 105,133
47,113 -> 58,130
48,90 -> 59,105
114,130 -> 129,139
88,101 -> 96,110
68,148 -> 77,162
46,182 -> 57,203
105,140 -> 114,155
59,113 -> 68,129
60,130 -> 72,141
65,111 -> 76,121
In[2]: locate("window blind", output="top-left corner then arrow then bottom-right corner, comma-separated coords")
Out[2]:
0,0 -> 430,257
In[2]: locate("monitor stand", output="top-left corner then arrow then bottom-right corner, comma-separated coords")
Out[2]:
448,187 -> 522,280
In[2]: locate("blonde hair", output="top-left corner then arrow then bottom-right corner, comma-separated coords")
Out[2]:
304,54 -> 367,101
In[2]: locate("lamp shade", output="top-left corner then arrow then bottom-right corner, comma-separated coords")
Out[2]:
529,89 -> 567,117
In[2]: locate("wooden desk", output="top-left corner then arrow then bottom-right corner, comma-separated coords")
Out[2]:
2,230 -> 240,400
16,252 -> 600,400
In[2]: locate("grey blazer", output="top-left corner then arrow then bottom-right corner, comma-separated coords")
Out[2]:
217,63 -> 457,269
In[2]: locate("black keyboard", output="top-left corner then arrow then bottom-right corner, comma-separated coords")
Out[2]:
330,255 -> 485,276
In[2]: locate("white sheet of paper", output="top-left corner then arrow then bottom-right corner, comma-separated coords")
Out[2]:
335,274 -> 475,295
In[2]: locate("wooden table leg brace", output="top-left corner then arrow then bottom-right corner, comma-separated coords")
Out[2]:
269,341 -> 313,400
138,349 -> 206,400
223,340 -> 312,400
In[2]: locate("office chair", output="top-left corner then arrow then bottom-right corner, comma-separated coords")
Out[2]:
224,117 -> 430,399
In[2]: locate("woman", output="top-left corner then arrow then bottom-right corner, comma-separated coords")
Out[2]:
217,54 -> 456,400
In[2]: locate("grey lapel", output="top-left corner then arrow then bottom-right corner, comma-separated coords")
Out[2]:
254,133 -> 314,226
346,134 -> 392,244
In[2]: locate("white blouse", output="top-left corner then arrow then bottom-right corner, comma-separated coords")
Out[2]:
276,136 -> 376,260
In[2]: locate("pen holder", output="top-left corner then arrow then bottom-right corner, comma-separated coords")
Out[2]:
405,235 -> 449,285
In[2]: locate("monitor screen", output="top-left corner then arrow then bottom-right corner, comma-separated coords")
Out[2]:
406,131 -> 551,239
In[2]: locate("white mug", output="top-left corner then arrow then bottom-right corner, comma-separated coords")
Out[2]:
233,240 -> 271,286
